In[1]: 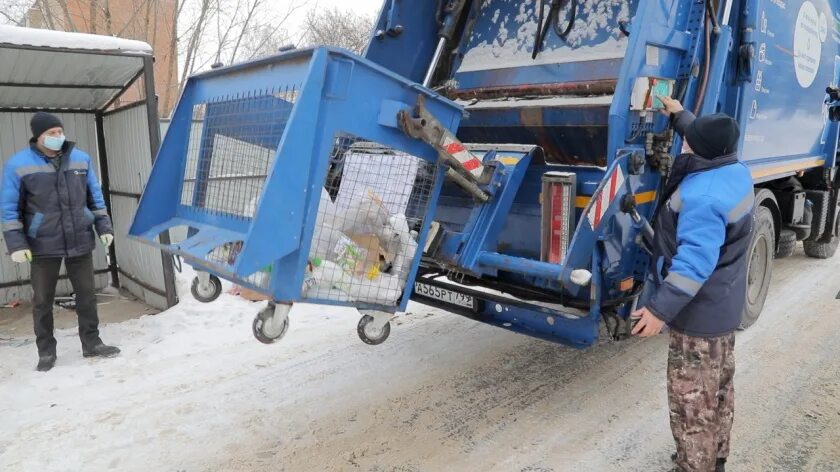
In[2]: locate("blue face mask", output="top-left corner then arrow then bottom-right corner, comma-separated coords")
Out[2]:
43,134 -> 66,151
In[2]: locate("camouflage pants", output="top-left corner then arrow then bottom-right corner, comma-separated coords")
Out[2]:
668,330 -> 735,472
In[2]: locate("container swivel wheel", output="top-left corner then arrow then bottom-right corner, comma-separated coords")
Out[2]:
357,311 -> 393,345
252,302 -> 291,344
191,272 -> 222,303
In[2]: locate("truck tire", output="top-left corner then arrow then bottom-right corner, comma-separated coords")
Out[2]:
775,229 -> 797,259
804,190 -> 830,241
803,214 -> 839,259
741,206 -> 774,329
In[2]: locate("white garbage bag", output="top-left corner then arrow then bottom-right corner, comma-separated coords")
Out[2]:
306,260 -> 402,305
350,272 -> 403,305
315,187 -> 339,228
377,214 -> 418,279
335,190 -> 391,236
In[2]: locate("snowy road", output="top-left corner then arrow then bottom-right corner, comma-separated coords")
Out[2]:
1,250 -> 838,472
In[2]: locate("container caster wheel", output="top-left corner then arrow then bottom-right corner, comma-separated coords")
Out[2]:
191,273 -> 222,303
252,303 -> 290,344
357,313 -> 391,345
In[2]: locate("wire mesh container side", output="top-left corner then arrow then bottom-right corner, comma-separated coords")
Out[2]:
203,241 -> 272,290
303,134 -> 438,308
180,86 -> 299,219
177,87 -> 299,292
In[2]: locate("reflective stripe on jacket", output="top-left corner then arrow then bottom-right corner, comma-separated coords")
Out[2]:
647,112 -> 755,337
2,141 -> 113,257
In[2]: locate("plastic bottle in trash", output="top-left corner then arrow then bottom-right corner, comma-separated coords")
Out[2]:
305,259 -> 356,302
302,258 -> 353,302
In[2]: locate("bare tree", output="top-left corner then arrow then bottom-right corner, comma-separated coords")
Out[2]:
0,0 -> 33,25
302,6 -> 374,54
171,0 -> 304,96
0,0 -> 306,116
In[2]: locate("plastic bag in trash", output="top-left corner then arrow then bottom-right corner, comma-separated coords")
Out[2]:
306,259 -> 402,305
335,189 -> 390,236
301,261 -> 352,301
351,272 -> 402,305
315,187 -> 339,228
304,283 -> 353,302
377,214 -> 418,278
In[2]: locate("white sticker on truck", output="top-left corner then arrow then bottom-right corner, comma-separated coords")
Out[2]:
794,0 -> 823,88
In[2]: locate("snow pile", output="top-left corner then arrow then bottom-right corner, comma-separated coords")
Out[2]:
0,25 -> 153,54
458,0 -> 632,72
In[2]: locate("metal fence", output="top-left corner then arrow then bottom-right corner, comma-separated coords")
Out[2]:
103,103 -> 170,309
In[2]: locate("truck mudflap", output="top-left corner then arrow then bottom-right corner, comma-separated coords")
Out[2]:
129,47 -> 464,314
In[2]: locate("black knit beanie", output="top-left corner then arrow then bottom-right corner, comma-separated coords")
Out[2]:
30,112 -> 63,139
682,113 -> 740,159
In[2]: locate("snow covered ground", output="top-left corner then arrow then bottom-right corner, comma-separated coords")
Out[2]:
0,266 -> 362,470
0,253 -> 838,471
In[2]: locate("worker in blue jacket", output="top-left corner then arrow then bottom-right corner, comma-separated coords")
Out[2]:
2,112 -> 121,372
631,97 -> 754,472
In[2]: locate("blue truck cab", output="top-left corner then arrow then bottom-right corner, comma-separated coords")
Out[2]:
130,0 -> 840,347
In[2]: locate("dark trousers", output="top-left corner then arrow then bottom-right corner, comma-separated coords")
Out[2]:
668,330 -> 736,472
31,253 -> 102,356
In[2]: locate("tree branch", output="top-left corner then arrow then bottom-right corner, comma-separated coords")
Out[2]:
229,0 -> 262,63
54,0 -> 78,32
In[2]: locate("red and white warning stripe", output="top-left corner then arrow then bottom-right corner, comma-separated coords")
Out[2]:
442,134 -> 484,177
587,166 -> 625,229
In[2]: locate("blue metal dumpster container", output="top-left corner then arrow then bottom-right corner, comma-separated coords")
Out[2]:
129,47 -> 463,313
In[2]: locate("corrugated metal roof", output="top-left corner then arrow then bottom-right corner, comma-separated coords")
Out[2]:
0,26 -> 148,111
0,25 -> 152,54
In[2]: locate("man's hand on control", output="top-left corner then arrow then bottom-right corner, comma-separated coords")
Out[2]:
657,95 -> 684,116
631,306 -> 665,337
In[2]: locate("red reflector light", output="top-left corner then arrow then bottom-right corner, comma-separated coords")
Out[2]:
541,172 -> 577,265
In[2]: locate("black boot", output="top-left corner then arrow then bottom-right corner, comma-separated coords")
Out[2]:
83,343 -> 120,358
36,354 -> 57,372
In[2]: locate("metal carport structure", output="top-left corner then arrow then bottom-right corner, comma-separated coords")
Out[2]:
0,25 -> 177,310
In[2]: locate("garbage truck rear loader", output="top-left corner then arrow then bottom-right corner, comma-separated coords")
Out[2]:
130,0 -> 840,347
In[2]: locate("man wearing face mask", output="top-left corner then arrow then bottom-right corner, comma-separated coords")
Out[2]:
1,112 -> 120,372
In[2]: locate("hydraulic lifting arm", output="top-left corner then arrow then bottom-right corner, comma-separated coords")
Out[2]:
398,95 -> 491,202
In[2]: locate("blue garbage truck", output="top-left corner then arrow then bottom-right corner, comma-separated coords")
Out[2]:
130,0 -> 839,347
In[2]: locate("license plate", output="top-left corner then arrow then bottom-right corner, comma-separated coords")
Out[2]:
413,282 -> 475,309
